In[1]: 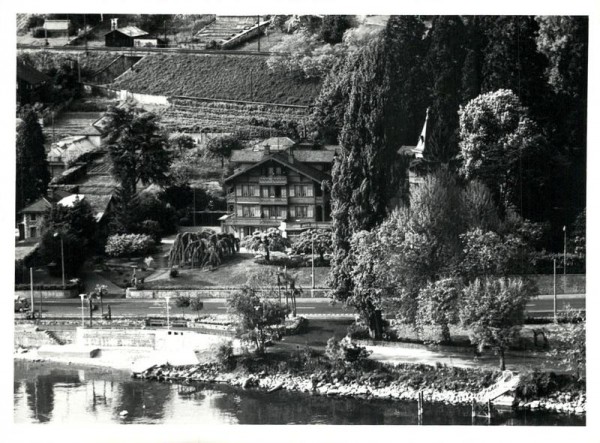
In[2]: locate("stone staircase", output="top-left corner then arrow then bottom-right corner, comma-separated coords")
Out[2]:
44,329 -> 66,346
477,371 -> 521,402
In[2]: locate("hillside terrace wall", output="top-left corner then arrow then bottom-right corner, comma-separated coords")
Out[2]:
221,20 -> 272,49
14,325 -> 76,348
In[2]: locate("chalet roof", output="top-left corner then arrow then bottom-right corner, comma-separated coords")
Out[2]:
251,137 -> 296,152
17,61 -> 50,86
20,197 -> 52,214
224,151 -> 330,184
43,19 -> 70,30
107,26 -> 149,38
47,136 -> 98,164
230,147 -> 339,164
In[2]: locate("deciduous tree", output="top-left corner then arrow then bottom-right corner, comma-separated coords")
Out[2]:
459,277 -> 532,370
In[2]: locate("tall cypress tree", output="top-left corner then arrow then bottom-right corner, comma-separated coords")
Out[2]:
461,16 -> 486,105
16,109 -> 50,212
425,16 -> 467,164
481,16 -> 549,122
330,17 -> 429,318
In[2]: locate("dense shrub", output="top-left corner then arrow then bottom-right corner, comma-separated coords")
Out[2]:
105,233 -> 155,257
241,228 -> 291,254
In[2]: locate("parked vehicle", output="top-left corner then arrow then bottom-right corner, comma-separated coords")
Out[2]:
14,295 -> 30,313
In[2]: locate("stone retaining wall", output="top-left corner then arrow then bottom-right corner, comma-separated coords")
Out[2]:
14,325 -> 76,348
15,288 -> 79,299
76,327 -> 156,349
126,287 -> 330,299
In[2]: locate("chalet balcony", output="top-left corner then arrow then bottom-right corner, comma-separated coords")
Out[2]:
227,196 -> 288,205
258,175 -> 288,185
224,217 -> 282,226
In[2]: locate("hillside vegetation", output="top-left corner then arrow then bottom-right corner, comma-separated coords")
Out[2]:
111,54 -> 322,105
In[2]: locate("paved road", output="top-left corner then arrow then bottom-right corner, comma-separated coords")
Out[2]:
30,294 -> 584,319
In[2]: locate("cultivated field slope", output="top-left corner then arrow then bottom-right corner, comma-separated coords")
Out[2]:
111,54 -> 322,105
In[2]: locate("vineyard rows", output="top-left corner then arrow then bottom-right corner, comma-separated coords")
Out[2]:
159,100 -> 311,135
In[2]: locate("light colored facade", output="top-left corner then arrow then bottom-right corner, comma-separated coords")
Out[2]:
222,144 -> 337,238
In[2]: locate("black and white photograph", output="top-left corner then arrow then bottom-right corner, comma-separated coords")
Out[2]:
4,0 -> 599,441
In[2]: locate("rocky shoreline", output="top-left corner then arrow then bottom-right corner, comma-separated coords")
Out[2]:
134,362 -> 586,415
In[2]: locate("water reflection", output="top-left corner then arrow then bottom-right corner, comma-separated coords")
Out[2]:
14,361 -> 585,426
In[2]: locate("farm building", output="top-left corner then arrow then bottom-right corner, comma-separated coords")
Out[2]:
105,26 -> 149,47
17,60 -> 50,105
222,142 -> 339,238
43,19 -> 70,37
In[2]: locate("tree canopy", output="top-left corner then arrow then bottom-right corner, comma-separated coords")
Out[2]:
105,105 -> 171,195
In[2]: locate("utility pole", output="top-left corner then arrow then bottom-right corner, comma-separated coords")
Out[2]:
30,267 -> 34,317
553,259 -> 557,323
311,233 -> 315,297
257,15 -> 261,52
84,14 -> 88,55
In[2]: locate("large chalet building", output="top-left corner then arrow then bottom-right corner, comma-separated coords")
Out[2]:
221,138 -> 339,238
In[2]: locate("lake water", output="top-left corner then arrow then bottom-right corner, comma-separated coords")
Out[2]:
13,360 -> 585,426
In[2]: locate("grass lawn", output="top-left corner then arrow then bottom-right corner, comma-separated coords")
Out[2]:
144,252 -> 331,289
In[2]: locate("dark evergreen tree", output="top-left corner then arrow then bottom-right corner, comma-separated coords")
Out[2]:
461,16 -> 486,104
424,16 -> 467,164
320,15 -> 354,44
16,109 -> 50,212
481,16 -> 550,122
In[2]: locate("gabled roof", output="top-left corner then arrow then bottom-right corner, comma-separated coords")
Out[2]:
230,147 -> 339,164
17,61 -> 50,86
20,197 -> 52,214
47,136 -> 99,164
106,26 -> 149,38
224,151 -> 330,184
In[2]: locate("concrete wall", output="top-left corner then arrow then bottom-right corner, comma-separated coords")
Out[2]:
533,274 -> 586,294
76,328 -> 156,348
116,90 -> 169,105
126,287 -> 330,299
15,288 -> 79,299
221,20 -> 272,49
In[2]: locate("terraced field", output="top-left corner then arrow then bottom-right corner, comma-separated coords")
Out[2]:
159,98 -> 310,135
111,53 -> 322,105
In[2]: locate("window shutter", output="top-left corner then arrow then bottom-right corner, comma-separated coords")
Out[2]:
236,186 -> 242,196
307,206 -> 314,218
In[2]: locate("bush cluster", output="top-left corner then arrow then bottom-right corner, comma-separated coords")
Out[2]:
105,234 -> 155,257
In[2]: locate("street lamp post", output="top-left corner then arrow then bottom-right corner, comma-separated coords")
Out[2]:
79,294 -> 86,328
54,232 -> 65,289
165,296 -> 170,330
563,225 -> 567,293
311,233 -> 315,298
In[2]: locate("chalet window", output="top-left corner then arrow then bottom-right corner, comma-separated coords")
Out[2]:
306,185 -> 314,197
263,207 -> 270,218
253,186 -> 260,197
281,208 -> 287,219
289,206 -> 296,217
252,206 -> 260,217
296,206 -> 308,218
237,206 -> 243,217
262,186 -> 269,198
307,206 -> 314,218
281,187 -> 287,198
289,186 -> 295,197
30,213 -> 37,222
236,186 -> 242,196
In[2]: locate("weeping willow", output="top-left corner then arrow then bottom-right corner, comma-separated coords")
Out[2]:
168,230 -> 239,269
